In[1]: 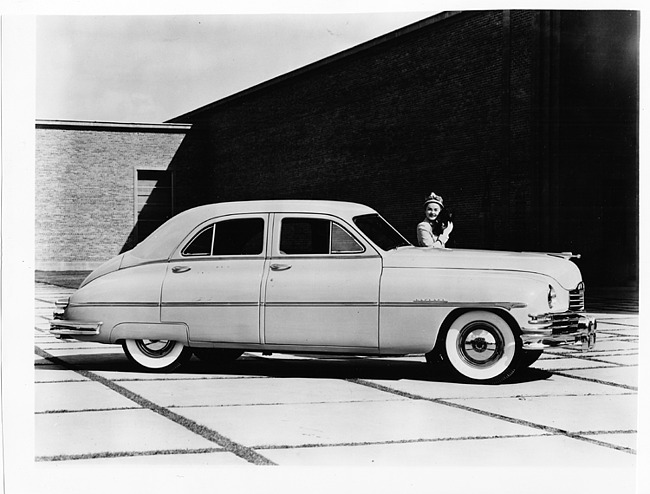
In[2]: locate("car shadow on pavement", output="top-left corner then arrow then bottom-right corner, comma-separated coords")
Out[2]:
37,351 -> 553,385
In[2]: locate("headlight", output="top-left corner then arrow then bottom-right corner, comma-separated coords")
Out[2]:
547,285 -> 557,309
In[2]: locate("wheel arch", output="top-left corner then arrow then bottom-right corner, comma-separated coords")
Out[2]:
431,306 -> 523,353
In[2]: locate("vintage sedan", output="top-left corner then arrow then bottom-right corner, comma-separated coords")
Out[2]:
51,200 -> 596,384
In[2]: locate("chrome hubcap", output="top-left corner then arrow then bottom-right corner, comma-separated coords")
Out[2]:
458,322 -> 503,366
136,339 -> 174,358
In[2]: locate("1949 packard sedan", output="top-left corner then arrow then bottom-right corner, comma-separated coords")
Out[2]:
51,200 -> 596,384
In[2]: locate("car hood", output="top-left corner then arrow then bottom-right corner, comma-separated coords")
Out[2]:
382,247 -> 582,290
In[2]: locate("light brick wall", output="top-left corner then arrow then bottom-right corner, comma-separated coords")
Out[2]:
35,123 -> 189,270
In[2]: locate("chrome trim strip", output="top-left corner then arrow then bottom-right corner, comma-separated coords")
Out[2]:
264,302 -> 378,308
164,301 -> 379,308
70,302 -> 159,308
162,301 -> 259,308
381,301 -> 527,310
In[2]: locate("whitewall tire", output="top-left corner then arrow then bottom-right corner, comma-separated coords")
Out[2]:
122,339 -> 192,372
434,310 -> 521,384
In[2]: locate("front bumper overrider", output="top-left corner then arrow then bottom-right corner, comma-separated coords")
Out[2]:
521,312 -> 597,351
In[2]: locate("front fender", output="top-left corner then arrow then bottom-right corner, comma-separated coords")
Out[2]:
378,267 -> 562,353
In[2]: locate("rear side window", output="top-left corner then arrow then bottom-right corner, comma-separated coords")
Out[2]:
280,218 -> 330,255
279,218 -> 364,255
182,218 -> 264,256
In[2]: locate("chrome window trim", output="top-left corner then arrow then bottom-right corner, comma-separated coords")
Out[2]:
178,214 -> 267,259
274,213 -> 373,257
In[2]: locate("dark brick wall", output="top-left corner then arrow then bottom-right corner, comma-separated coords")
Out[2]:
174,11 -> 538,252
36,124 -> 188,269
171,10 -> 637,286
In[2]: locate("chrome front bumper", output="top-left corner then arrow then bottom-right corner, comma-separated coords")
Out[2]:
521,313 -> 597,351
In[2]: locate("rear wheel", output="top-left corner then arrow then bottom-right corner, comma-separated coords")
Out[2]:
122,339 -> 192,372
428,311 -> 521,384
192,348 -> 244,363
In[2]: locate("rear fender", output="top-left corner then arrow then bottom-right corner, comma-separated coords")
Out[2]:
110,322 -> 189,345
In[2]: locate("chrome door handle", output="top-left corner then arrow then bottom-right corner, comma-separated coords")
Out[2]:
270,263 -> 292,271
172,266 -> 191,273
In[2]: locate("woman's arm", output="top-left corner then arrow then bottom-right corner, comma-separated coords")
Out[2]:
417,222 -> 435,247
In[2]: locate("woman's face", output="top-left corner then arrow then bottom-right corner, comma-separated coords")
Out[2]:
425,203 -> 442,221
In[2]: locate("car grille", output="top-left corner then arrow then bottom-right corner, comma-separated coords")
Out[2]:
569,282 -> 585,311
550,312 -> 581,334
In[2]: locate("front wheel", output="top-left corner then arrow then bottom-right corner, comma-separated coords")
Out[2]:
428,311 -> 521,384
122,339 -> 192,372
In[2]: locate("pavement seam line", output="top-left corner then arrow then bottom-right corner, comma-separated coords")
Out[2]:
34,346 -> 276,466
36,447 -> 226,462
549,370 -> 638,391
252,433 -> 551,451
348,378 -> 636,455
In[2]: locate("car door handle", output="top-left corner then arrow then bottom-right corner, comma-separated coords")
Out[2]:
270,263 -> 292,271
172,266 -> 191,273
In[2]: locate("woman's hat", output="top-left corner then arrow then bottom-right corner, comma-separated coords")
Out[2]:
424,192 -> 444,208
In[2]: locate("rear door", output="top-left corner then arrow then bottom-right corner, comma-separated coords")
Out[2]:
160,213 -> 268,344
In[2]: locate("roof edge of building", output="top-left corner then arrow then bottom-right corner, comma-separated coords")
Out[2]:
166,10 -> 465,123
36,119 -> 192,133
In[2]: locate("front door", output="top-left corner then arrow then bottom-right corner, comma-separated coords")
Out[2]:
161,214 -> 268,344
263,214 -> 382,349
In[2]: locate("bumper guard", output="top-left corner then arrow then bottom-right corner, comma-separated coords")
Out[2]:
522,314 -> 597,351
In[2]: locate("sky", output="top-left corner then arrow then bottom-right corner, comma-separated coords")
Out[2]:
36,12 -> 437,123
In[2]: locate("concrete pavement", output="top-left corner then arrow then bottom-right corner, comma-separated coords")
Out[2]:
34,280 -> 639,490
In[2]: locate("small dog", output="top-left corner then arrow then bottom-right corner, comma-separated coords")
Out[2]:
431,208 -> 453,237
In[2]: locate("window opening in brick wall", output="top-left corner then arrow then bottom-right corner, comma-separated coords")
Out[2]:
136,169 -> 173,242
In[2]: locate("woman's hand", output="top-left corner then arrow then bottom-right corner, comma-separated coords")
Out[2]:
440,221 -> 453,244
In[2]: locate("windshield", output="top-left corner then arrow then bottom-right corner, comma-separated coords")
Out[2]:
353,214 -> 411,251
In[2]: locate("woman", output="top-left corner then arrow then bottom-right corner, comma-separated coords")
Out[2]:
417,192 -> 454,248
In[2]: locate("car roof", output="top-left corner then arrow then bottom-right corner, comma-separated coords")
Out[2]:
179,200 -> 377,217
124,200 -> 378,264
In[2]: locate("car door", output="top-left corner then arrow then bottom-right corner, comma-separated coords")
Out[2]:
262,213 -> 382,349
160,213 -> 268,344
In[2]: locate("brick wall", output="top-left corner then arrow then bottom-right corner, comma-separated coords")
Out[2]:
37,10 -> 638,286
170,10 -> 637,286
174,11 -> 539,251
35,123 -> 189,270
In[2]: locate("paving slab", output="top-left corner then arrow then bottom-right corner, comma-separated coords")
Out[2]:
35,369 -> 90,383
590,355 -> 638,366
261,434 -> 636,468
445,394 -> 637,433
36,409 -> 219,458
369,371 -> 627,400
173,399 -> 545,448
36,380 -> 139,413
560,366 -> 638,388
582,339 -> 639,352
582,432 -> 637,451
120,377 -> 403,408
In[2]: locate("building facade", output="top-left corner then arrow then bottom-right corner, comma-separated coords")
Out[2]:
36,120 -> 191,270
36,10 -> 639,288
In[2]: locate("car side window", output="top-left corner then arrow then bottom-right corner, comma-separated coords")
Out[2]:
331,223 -> 364,253
279,218 -> 364,255
280,218 -> 330,255
182,225 -> 214,256
182,217 -> 264,256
